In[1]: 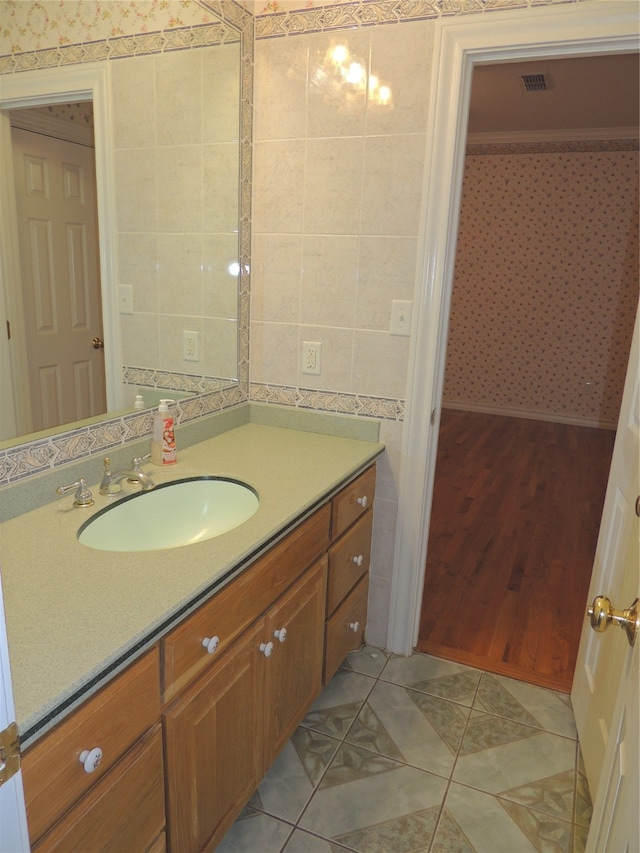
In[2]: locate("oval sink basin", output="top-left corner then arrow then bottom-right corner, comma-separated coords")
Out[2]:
78,477 -> 259,552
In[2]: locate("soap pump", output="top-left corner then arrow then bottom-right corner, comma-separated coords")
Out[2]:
151,399 -> 177,466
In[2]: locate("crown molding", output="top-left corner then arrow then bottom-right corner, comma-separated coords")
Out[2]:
467,126 -> 638,145
9,107 -> 93,147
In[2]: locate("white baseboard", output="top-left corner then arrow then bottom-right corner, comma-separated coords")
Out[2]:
442,399 -> 618,431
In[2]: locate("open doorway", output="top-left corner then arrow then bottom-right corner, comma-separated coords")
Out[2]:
415,54 -> 639,692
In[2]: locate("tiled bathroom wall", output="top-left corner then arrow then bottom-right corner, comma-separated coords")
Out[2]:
250,16 -> 437,644
111,43 -> 241,383
444,146 -> 639,428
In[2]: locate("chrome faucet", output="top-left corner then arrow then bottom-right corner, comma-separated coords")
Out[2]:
102,456 -> 155,496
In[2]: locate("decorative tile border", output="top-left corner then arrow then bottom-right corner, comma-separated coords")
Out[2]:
0,385 -> 246,485
250,383 -> 405,421
0,22 -> 239,74
123,366 -> 234,396
254,0 -> 583,39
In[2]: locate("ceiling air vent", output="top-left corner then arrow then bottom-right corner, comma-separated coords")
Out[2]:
521,73 -> 548,92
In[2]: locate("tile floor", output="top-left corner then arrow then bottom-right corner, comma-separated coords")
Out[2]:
217,648 -> 592,853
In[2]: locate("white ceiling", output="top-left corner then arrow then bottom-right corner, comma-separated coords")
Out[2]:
468,53 -> 639,141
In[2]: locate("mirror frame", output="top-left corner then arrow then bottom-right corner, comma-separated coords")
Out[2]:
0,1 -> 252,472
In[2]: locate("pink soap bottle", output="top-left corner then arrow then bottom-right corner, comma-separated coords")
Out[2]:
151,399 -> 177,465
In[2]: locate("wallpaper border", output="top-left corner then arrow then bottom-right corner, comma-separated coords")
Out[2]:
254,0 -> 584,38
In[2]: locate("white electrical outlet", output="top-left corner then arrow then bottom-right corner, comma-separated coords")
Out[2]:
390,300 -> 412,336
119,284 -> 133,314
302,341 -> 321,375
183,330 -> 199,362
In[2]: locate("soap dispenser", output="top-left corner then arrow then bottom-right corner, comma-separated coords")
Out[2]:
151,399 -> 177,465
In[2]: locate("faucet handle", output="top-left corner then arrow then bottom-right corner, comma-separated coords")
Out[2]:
131,454 -> 150,470
127,454 -> 151,485
56,478 -> 94,508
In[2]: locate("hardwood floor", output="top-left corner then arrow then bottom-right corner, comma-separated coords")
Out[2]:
416,409 -> 616,693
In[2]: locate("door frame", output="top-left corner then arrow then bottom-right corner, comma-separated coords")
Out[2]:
386,1 -> 640,655
0,571 -> 30,852
0,62 -> 122,431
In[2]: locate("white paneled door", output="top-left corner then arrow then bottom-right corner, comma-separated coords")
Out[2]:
12,127 -> 106,432
572,303 -> 640,851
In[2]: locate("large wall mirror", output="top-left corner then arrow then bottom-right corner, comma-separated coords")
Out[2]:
0,1 -> 251,448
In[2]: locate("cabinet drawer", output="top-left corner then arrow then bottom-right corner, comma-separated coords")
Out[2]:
33,725 -> 165,853
327,511 -> 372,615
23,647 -> 160,846
163,504 -> 330,702
331,466 -> 376,540
324,573 -> 369,684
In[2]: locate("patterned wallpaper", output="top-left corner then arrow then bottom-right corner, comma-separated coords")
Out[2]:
29,102 -> 94,130
0,1 -> 218,51
443,147 -> 639,428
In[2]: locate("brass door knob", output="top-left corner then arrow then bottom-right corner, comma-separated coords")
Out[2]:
92,337 -> 104,349
588,595 -> 639,647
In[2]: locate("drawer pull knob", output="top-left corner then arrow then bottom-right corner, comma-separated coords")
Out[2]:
202,636 -> 220,655
260,641 -> 274,658
352,554 -> 364,567
356,495 -> 368,508
349,621 -> 360,633
79,747 -> 103,773
273,627 -> 287,643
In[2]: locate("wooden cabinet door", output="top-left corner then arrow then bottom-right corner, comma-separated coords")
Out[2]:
163,621 -> 264,853
33,725 -> 165,853
263,558 -> 327,767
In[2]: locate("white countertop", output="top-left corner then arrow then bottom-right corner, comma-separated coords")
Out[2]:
0,423 -> 383,745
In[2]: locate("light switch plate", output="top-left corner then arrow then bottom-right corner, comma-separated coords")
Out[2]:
119,285 -> 133,314
390,300 -> 412,336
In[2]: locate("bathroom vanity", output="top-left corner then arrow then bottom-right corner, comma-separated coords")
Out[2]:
1,420 -> 382,852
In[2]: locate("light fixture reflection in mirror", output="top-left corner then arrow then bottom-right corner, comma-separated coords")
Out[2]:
0,5 -> 250,449
312,41 -> 393,108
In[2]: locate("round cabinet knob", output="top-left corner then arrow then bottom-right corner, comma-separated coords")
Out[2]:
202,636 -> 220,655
352,555 -> 364,567
260,641 -> 274,658
273,627 -> 287,643
79,747 -> 103,773
349,621 -> 360,633
356,495 -> 368,508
